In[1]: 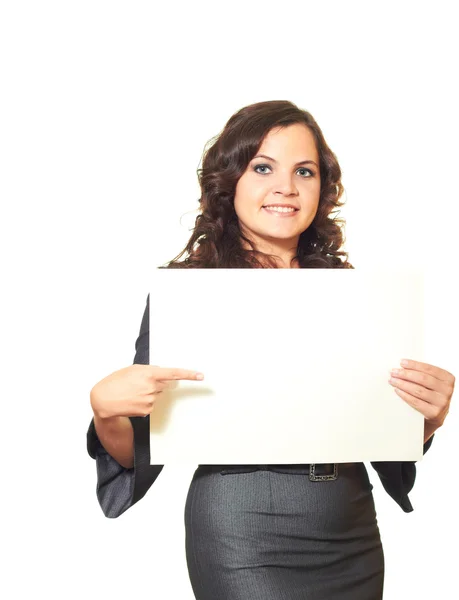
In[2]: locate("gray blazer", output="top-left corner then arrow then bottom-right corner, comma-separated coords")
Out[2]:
87,294 -> 434,518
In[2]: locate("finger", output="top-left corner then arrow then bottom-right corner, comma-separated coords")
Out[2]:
400,359 -> 455,384
153,380 -> 169,393
389,376 -> 443,406
149,366 -> 204,381
393,388 -> 444,421
389,368 -> 449,394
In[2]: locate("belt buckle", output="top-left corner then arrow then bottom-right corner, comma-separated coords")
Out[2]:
309,463 -> 338,482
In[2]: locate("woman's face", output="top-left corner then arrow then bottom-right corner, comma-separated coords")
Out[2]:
234,123 -> 321,250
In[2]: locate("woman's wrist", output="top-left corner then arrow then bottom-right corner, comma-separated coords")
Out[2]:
424,420 -> 439,444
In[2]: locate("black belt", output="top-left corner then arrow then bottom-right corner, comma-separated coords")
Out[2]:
199,463 -> 339,482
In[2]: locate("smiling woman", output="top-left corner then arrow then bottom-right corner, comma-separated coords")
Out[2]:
233,124 -> 322,268
162,100 -> 353,271
87,99 -> 451,600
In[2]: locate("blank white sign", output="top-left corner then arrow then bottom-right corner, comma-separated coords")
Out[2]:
149,268 -> 425,464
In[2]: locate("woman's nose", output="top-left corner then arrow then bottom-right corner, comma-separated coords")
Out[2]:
273,177 -> 297,195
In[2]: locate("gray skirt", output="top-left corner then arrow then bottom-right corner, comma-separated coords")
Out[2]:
184,463 -> 384,599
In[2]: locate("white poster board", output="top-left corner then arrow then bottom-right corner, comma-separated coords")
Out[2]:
149,268 -> 425,464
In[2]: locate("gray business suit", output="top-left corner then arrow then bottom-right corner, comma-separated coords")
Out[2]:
87,294 -> 434,598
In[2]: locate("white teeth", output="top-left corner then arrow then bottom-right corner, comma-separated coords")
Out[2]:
264,206 -> 296,213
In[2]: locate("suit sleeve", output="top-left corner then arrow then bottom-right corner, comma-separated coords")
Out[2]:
87,293 -> 164,518
370,434 -> 435,512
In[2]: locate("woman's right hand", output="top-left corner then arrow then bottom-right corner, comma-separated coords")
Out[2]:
90,364 -> 205,419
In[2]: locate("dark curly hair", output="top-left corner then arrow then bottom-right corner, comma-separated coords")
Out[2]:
161,100 -> 353,269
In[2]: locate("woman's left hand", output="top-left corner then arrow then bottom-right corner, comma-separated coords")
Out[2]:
389,359 -> 455,443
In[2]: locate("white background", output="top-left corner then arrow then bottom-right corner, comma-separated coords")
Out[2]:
1,1 -> 457,598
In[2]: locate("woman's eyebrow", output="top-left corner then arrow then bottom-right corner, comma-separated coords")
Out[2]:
253,154 -> 318,168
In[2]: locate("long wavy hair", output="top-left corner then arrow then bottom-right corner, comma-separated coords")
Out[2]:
161,100 -> 353,269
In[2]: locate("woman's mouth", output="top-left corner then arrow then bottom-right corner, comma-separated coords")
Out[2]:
262,206 -> 299,217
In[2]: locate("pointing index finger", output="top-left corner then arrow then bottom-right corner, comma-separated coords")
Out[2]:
150,366 -> 204,381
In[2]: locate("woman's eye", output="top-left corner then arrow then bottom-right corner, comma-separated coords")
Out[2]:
298,167 -> 313,177
253,164 -> 313,177
254,164 -> 270,174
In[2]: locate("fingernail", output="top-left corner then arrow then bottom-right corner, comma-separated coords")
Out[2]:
196,373 -> 204,380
